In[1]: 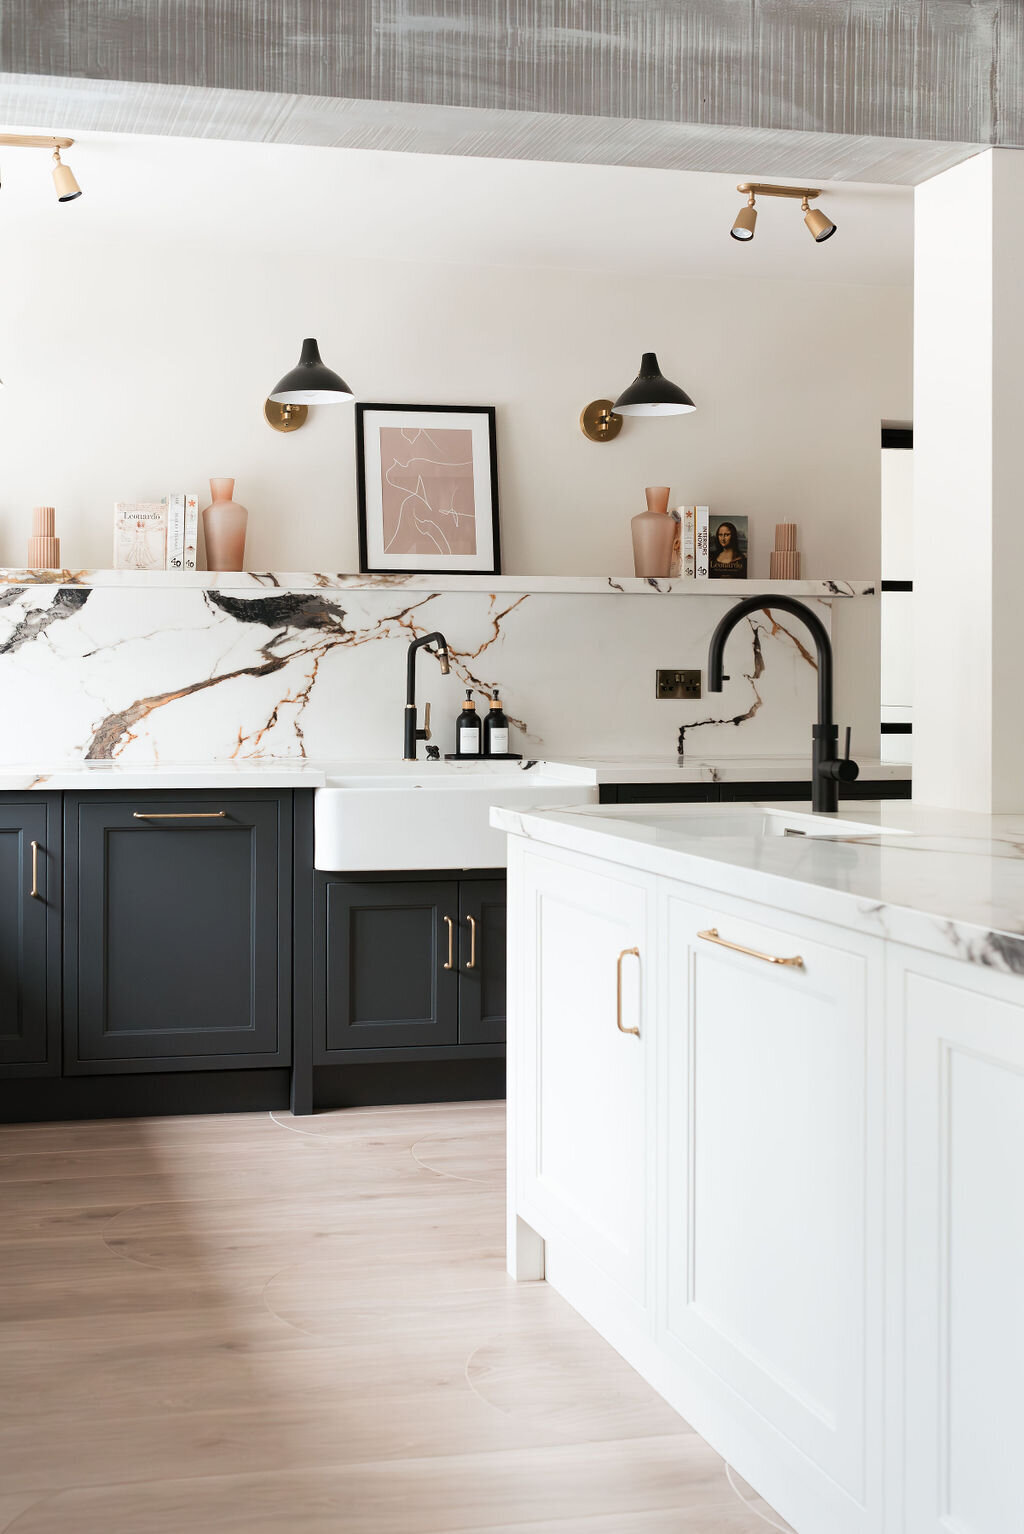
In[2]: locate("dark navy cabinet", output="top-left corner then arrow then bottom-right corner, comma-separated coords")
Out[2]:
315,871 -> 507,1062
0,796 -> 61,1076
64,792 -> 292,1074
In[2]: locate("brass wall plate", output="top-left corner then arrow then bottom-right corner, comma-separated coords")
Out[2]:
264,399 -> 309,432
580,399 -> 623,443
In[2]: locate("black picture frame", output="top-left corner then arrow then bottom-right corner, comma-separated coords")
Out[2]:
355,402 -> 501,575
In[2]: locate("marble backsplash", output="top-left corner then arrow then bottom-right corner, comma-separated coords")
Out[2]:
0,581 -> 845,766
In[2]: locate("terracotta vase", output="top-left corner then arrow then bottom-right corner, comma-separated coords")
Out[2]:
202,478 -> 248,571
631,485 -> 675,577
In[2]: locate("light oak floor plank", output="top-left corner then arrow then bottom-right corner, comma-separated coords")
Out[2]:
0,1103 -> 791,1533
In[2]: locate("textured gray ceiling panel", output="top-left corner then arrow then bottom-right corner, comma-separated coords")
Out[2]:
0,2 -> 1011,175
0,70 -> 979,184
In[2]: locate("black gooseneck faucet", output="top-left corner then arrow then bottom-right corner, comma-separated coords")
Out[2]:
706,594 -> 858,813
404,631 -> 451,760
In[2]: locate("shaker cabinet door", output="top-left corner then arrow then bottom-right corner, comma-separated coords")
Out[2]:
0,798 -> 59,1074
458,878 -> 506,1045
511,843 -> 653,1307
660,884 -> 885,1525
320,878 -> 461,1055
896,946 -> 1024,1534
65,794 -> 291,1071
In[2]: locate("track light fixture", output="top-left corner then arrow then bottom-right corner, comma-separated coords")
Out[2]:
730,183 -> 836,244
730,190 -> 757,241
0,134 -> 83,201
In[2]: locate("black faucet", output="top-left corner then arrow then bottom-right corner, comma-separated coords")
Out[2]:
404,631 -> 451,760
706,594 -> 858,813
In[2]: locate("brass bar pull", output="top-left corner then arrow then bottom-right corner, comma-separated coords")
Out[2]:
30,840 -> 41,900
466,915 -> 477,970
698,927 -> 804,968
443,915 -> 454,970
616,946 -> 641,1036
132,812 -> 228,820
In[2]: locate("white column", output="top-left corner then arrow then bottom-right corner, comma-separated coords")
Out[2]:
913,149 -> 1024,812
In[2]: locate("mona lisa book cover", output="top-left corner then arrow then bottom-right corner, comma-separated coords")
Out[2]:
708,514 -> 749,579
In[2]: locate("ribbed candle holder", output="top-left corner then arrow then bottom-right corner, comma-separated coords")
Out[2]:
28,507 -> 60,570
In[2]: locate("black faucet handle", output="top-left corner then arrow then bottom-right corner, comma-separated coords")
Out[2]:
820,726 -> 859,783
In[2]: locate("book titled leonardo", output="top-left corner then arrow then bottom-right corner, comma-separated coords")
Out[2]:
113,502 -> 168,570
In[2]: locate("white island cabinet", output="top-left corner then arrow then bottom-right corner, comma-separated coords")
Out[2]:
501,801 -> 1024,1534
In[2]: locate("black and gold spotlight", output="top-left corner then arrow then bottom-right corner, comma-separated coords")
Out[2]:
731,182 -> 836,244
730,191 -> 757,241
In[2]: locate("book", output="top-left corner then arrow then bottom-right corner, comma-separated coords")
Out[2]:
674,505 -> 696,578
708,514 -> 749,579
163,493 -> 185,570
182,492 -> 199,570
694,506 -> 710,579
113,502 -> 168,570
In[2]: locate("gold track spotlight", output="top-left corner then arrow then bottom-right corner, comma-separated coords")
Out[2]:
0,134 -> 83,201
731,183 -> 836,243
730,190 -> 757,241
802,196 -> 836,242
51,147 -> 82,202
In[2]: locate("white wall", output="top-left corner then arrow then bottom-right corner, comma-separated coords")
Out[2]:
914,149 -> 1024,812
0,148 -> 910,580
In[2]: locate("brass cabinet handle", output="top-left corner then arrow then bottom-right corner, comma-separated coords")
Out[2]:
443,914 -> 454,970
466,914 -> 477,969
698,927 -> 804,968
30,840 -> 41,900
132,812 -> 227,820
616,946 -> 641,1036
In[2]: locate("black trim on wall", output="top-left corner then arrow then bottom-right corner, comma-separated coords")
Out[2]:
881,579 -> 913,592
881,722 -> 913,735
881,427 -> 913,449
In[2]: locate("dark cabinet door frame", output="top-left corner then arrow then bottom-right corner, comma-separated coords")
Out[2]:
458,878 -> 507,1045
64,791 -> 292,1074
0,794 -> 62,1077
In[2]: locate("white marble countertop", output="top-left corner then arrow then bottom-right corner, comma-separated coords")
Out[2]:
491,798 -> 1024,975
0,754 -> 909,793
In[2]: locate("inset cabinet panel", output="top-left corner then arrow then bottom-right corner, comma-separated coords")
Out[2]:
323,879 -> 460,1052
66,795 -> 291,1071
0,799 -> 59,1073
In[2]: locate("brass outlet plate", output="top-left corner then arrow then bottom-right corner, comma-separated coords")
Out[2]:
580,399 -> 622,442
657,668 -> 702,700
264,398 -> 309,432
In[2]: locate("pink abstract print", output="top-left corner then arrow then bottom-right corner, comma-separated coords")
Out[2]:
379,426 -> 477,557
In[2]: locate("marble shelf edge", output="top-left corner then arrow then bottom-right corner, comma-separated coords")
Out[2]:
0,569 -> 879,598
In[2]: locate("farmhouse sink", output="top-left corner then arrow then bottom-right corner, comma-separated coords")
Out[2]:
314,759 -> 597,870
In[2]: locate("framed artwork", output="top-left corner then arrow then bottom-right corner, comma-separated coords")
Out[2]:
356,403 -> 501,575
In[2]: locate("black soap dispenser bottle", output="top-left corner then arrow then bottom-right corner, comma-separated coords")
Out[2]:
484,689 -> 510,757
457,690 -> 482,757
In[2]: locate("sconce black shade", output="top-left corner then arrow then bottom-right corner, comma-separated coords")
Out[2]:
268,338 -> 354,405
612,352 -> 696,417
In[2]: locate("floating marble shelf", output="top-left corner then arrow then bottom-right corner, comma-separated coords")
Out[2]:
0,569 -> 878,598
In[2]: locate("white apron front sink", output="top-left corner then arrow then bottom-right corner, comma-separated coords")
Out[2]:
314,759 -> 597,870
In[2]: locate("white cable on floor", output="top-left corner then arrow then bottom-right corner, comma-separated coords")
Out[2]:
725,1463 -> 793,1533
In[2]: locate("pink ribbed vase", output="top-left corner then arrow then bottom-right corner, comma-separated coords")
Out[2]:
202,478 -> 248,571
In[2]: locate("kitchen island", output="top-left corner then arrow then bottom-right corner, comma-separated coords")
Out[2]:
495,798 -> 1023,1534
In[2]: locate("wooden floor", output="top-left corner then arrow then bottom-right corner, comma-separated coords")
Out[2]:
0,1101 -> 792,1533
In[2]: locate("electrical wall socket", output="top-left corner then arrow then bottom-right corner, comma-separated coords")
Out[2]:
657,668 -> 702,700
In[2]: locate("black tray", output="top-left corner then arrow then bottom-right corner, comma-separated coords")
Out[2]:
443,752 -> 523,761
